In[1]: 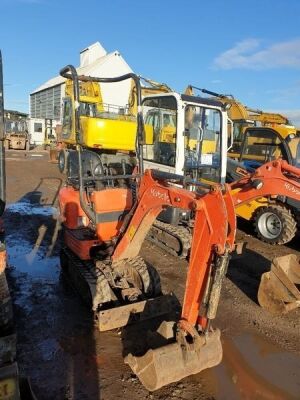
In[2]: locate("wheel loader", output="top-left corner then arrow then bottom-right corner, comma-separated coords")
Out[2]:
192,87 -> 300,245
4,115 -> 29,151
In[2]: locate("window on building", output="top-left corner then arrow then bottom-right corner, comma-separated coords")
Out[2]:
34,123 -> 43,133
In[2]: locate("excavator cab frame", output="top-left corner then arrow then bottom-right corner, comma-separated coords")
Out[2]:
139,91 -> 231,256
142,92 -> 229,183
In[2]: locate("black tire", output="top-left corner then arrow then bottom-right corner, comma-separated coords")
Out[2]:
58,149 -> 69,174
253,204 -> 297,245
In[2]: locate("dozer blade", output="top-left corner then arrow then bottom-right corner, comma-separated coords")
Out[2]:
125,327 -> 222,391
97,294 -> 178,331
258,254 -> 300,315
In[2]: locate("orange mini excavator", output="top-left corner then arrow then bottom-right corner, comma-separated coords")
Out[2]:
57,65 -> 237,390
57,66 -> 300,390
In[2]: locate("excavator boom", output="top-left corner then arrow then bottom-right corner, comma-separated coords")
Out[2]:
112,170 -> 236,390
230,159 -> 300,205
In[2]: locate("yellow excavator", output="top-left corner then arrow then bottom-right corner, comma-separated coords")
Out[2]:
185,86 -> 300,245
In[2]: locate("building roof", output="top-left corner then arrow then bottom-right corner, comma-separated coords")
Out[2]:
4,109 -> 28,118
31,42 -> 131,94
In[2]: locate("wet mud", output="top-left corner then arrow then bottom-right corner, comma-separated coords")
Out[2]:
3,150 -> 300,399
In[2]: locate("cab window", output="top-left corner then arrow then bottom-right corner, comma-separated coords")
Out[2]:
62,98 -> 72,136
143,96 -> 177,167
184,106 -> 222,182
240,129 -> 286,167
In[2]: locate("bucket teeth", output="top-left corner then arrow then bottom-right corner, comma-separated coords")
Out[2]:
125,328 -> 222,391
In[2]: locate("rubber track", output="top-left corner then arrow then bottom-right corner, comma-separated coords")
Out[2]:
61,249 -> 160,311
148,221 -> 191,259
61,247 -> 101,309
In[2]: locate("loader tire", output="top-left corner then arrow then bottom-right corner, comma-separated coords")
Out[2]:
253,205 -> 297,245
58,149 -> 69,174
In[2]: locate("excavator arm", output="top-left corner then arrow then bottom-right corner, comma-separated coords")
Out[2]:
230,159 -> 300,205
112,170 -> 236,390
113,169 -> 236,326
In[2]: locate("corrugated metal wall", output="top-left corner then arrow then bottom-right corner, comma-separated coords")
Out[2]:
30,84 -> 61,119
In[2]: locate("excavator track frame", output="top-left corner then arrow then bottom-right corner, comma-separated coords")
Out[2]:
148,220 -> 191,259
60,247 -> 175,331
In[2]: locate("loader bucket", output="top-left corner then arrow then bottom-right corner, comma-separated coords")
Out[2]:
258,254 -> 300,315
125,328 -> 222,391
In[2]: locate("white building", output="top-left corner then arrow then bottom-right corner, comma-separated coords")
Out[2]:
29,42 -> 133,145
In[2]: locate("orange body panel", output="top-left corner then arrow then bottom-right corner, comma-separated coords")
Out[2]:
64,229 -> 100,260
91,188 -> 133,241
59,186 -> 133,242
59,186 -> 88,229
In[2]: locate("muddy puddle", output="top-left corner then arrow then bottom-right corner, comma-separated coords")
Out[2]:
6,201 -> 57,217
6,236 -> 59,280
191,332 -> 300,400
5,201 -> 59,281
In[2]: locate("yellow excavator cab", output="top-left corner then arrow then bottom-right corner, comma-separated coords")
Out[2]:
62,79 -> 153,150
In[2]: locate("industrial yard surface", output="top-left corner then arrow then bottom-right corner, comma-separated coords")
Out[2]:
3,149 -> 300,399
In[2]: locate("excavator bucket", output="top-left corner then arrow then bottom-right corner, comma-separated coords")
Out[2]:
97,294 -> 178,331
125,323 -> 222,391
258,254 -> 300,315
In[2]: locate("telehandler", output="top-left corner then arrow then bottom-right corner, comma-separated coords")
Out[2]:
57,66 -> 300,390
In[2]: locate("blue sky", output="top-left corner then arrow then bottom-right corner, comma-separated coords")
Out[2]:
1,0 -> 300,123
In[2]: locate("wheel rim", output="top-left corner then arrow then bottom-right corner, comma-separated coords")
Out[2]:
258,212 -> 282,239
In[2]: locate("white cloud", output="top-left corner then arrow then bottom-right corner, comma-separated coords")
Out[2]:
279,110 -> 300,127
214,38 -> 300,70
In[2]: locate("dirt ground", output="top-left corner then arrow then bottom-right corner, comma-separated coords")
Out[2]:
4,150 -> 300,400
